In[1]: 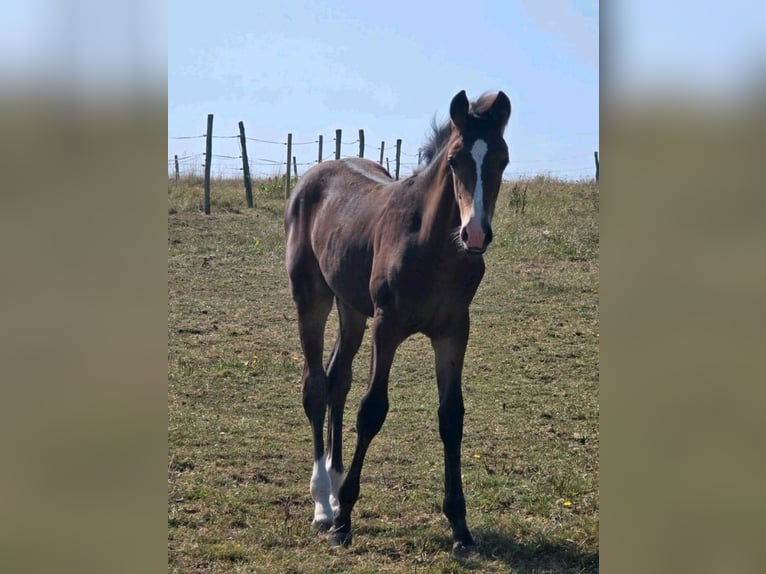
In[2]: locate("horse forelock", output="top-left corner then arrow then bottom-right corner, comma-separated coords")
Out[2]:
468,92 -> 499,118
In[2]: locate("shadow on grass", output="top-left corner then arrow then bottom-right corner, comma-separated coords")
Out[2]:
353,523 -> 597,572
471,526 -> 598,573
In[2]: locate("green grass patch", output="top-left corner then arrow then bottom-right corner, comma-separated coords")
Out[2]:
169,175 -> 599,572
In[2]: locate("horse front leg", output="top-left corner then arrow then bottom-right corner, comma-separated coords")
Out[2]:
328,312 -> 402,548
431,315 -> 476,554
325,301 -> 367,517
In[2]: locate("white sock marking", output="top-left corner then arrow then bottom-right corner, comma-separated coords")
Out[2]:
310,455 -> 333,525
325,456 -> 345,514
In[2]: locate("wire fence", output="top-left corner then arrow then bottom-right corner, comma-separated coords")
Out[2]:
168,117 -> 598,184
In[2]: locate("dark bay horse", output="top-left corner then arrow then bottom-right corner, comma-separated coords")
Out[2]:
285,90 -> 511,553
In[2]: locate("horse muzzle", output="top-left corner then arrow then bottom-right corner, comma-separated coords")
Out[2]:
460,221 -> 493,254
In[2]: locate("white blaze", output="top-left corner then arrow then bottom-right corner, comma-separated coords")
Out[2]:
469,139 -> 488,221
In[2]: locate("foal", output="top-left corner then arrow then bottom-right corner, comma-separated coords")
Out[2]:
285,89 -> 511,553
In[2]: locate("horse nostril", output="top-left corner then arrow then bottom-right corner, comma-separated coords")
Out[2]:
460,227 -> 469,243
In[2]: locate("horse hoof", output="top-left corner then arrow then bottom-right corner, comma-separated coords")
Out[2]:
328,528 -> 352,548
452,540 -> 477,557
312,519 -> 332,533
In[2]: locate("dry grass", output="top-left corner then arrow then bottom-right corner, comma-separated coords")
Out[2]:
168,173 -> 599,573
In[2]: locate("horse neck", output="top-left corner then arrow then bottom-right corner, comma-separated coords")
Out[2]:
417,149 -> 460,247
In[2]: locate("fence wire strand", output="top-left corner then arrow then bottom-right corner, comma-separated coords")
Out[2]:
169,129 -> 597,180
246,137 -> 285,145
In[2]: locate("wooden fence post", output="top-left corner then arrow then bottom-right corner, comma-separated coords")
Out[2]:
317,135 -> 323,163
379,141 -> 385,165
417,148 -> 422,167
203,113 -> 213,214
284,133 -> 292,199
293,156 -> 298,179
594,151 -> 599,181
395,138 -> 402,180
174,154 -> 179,183
358,129 -> 365,158
238,121 -> 253,208
386,157 -> 390,173
335,129 -> 341,160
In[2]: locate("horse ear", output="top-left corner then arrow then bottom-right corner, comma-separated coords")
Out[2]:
491,91 -> 511,128
450,90 -> 470,131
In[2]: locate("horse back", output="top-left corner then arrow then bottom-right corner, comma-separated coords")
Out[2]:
285,159 -> 394,317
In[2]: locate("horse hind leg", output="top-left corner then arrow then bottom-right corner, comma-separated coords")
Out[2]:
325,300 -> 367,515
288,262 -> 335,530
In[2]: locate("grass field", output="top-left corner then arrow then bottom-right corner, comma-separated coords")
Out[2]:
168,173 -> 599,573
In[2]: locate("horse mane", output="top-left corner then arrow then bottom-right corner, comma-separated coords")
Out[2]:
420,118 -> 452,166
420,92 -> 499,166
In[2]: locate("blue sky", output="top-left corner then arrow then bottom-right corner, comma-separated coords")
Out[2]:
2,1 -> 763,181
168,0 -> 599,180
